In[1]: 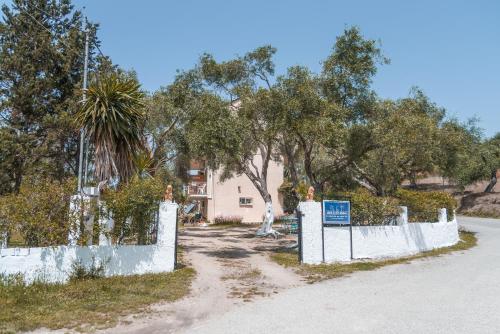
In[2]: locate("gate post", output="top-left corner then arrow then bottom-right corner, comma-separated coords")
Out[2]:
296,209 -> 303,264
174,206 -> 179,268
158,201 -> 178,272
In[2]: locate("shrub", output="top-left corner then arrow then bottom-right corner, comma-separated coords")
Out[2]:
395,188 -> 458,222
102,175 -> 165,245
69,257 -> 107,281
213,215 -> 243,225
278,181 -> 299,213
346,189 -> 401,225
279,181 -> 316,213
0,177 -> 76,247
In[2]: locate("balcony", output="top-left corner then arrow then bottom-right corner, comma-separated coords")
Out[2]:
185,182 -> 208,197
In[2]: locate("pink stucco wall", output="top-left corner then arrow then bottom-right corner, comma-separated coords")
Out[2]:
205,156 -> 284,223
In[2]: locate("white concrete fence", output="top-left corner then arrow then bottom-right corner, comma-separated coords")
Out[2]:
0,202 -> 178,283
298,202 -> 459,265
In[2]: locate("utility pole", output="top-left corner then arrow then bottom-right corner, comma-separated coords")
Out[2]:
77,27 -> 89,195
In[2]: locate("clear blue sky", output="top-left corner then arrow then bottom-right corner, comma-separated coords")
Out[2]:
3,0 -> 500,137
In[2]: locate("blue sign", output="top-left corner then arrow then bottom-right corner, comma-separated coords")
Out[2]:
323,200 -> 351,225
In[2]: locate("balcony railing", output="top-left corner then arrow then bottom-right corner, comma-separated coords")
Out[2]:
185,182 -> 208,196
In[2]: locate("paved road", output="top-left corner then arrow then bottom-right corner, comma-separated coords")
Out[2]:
183,216 -> 500,334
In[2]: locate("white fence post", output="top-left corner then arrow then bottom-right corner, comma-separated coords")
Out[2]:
68,194 -> 96,246
398,206 -> 408,225
298,201 -> 323,265
98,201 -> 114,246
158,202 -> 178,247
0,232 -> 7,248
438,208 -> 448,223
68,194 -> 82,246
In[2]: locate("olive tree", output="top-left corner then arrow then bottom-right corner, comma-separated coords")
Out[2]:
184,46 -> 286,236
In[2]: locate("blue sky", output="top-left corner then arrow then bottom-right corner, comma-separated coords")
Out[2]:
2,0 -> 499,137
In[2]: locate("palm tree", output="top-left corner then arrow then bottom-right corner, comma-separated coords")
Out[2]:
76,74 -> 145,183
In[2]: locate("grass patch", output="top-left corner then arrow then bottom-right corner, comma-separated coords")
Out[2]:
270,230 -> 477,283
0,267 -> 195,333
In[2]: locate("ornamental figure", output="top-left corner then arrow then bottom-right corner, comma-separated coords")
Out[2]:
164,184 -> 173,202
306,186 -> 315,201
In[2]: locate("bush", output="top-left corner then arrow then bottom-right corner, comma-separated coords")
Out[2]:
279,181 -> 316,213
395,188 -> 458,222
345,189 -> 401,225
102,176 -> 165,245
0,177 -> 76,247
69,257 -> 107,281
213,215 -> 243,225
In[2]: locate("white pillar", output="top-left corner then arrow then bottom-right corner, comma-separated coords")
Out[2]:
68,194 -> 95,246
158,202 -> 178,247
68,194 -> 82,246
298,201 -> 323,265
0,232 -> 7,248
438,208 -> 448,223
98,201 -> 114,246
398,206 -> 408,225
83,214 -> 94,246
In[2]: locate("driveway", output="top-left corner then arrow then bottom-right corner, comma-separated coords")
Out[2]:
183,216 -> 500,334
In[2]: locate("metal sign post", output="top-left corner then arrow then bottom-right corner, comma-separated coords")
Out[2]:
296,209 -> 303,264
322,200 -> 352,260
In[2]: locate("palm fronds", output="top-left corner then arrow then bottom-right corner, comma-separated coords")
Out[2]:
76,74 -> 145,182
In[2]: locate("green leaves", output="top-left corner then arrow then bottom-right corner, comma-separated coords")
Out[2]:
321,26 -> 388,112
76,74 -> 145,182
0,0 -> 97,191
0,177 -> 76,247
102,175 -> 164,245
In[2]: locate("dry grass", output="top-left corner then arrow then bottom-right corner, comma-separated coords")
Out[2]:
459,210 -> 500,219
0,267 -> 195,333
270,230 -> 477,283
221,268 -> 262,281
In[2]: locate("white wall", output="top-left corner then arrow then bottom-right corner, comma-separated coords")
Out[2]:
323,221 -> 459,262
0,202 -> 178,283
298,202 -> 459,264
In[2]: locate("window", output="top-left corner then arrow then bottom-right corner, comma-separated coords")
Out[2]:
239,197 -> 253,206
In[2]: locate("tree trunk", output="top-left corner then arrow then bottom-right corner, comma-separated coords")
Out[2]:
484,170 -> 498,193
256,200 -> 275,236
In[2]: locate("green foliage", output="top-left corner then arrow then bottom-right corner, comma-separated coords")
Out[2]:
0,177 -> 76,247
69,256 -> 107,281
346,189 -> 401,225
0,0 -> 101,193
354,92 -> 443,195
395,189 -> 457,222
448,132 -> 500,191
76,74 -> 146,182
278,180 -> 311,213
278,181 -> 299,213
102,175 -> 165,245
321,26 -> 389,112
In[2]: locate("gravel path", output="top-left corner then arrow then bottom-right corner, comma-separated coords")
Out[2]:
182,216 -> 500,334
107,226 -> 303,334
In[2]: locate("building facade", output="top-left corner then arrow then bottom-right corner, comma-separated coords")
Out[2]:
185,156 -> 284,223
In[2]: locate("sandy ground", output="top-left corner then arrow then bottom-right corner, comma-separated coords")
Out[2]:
104,226 -> 304,334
